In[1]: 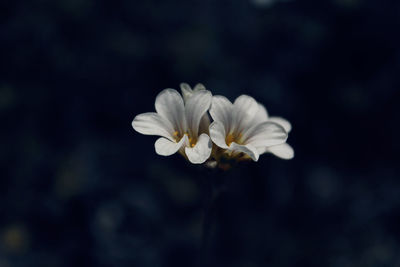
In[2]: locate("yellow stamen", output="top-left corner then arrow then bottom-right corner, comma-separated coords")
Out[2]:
188,136 -> 196,147
226,134 -> 235,146
183,132 -> 197,147
226,133 -> 243,146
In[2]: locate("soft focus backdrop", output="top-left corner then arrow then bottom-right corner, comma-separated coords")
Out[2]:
1,0 -> 400,266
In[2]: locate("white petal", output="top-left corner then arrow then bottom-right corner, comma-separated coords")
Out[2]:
185,90 -> 212,137
132,112 -> 175,141
264,143 -> 294,159
185,133 -> 212,164
268,116 -> 292,132
233,95 -> 259,133
229,142 -> 259,161
193,83 -> 206,91
155,89 -> 187,134
180,83 -> 193,101
252,103 -> 269,124
180,83 -> 207,101
209,121 -> 229,149
155,135 -> 188,156
209,95 -> 233,133
243,121 -> 287,148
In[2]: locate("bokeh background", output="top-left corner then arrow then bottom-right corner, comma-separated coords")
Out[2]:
1,0 -> 400,266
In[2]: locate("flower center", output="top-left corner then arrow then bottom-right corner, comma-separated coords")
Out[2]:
173,131 -> 180,141
226,133 -> 243,146
185,133 -> 196,147
174,131 -> 196,147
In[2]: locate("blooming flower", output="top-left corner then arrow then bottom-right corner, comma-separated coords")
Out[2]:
132,85 -> 213,164
209,95 -> 290,161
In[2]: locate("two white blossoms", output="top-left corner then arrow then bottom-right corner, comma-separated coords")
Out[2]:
132,83 -> 294,166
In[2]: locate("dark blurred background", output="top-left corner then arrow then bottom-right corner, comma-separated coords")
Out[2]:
1,0 -> 400,266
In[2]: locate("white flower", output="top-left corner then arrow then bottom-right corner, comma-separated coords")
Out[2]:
209,95 -> 290,161
132,86 -> 213,164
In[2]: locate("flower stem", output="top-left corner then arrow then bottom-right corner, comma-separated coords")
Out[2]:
198,169 -> 226,266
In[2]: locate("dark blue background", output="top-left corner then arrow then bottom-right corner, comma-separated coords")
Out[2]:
1,0 -> 399,266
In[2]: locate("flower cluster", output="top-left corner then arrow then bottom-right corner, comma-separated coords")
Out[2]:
132,83 -> 294,167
